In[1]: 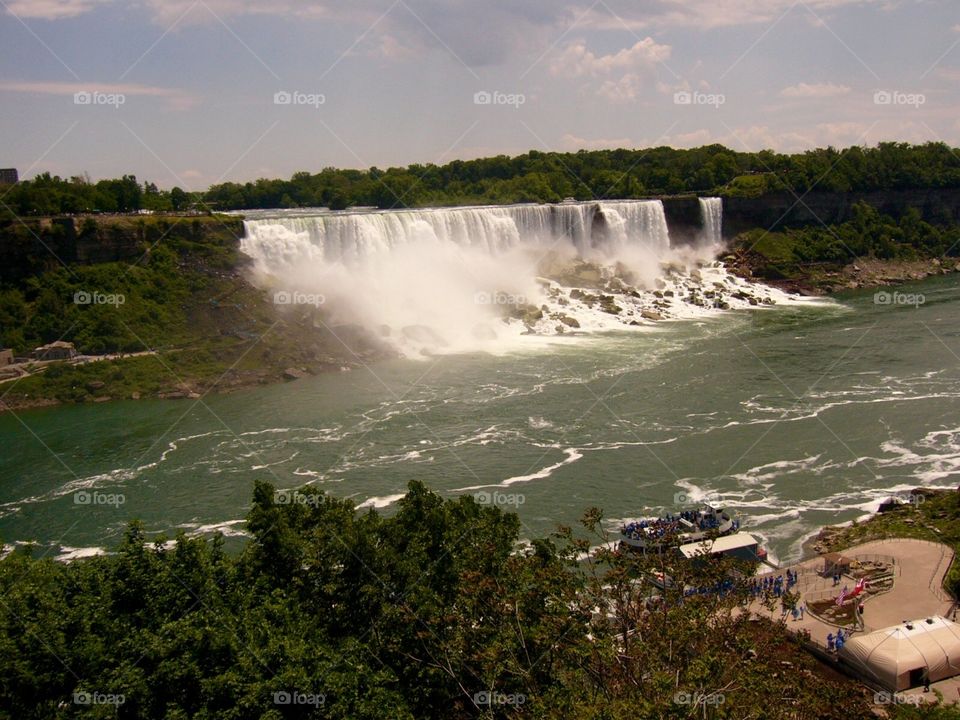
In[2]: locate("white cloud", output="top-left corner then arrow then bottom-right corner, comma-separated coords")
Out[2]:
550,38 -> 671,78
4,0 -> 110,20
780,82 -> 851,98
582,0 -> 898,31
597,74 -> 647,103
551,38 -> 671,103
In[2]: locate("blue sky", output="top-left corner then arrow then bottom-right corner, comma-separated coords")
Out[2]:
2,0 -> 958,189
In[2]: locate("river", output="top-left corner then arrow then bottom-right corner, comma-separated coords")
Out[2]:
2,273 -> 958,564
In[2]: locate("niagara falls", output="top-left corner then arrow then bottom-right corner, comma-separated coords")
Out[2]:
4,0 -> 960,715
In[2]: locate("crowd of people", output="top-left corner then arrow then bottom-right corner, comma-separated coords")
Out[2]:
621,509 -> 731,542
827,629 -> 848,651
745,569 -> 799,599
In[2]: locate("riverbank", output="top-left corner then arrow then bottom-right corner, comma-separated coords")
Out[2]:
723,247 -> 959,296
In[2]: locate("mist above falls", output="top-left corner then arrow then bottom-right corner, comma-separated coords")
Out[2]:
239,199 -> 785,357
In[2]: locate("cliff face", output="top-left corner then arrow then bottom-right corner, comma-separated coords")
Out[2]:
660,196 -> 702,245
719,188 -> 960,237
0,215 -> 245,282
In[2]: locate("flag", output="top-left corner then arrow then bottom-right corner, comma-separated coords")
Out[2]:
836,586 -> 849,606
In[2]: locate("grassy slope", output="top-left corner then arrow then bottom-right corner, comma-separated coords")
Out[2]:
0,216 -> 389,410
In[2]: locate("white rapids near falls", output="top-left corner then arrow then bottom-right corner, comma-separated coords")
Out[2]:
238,198 -> 802,356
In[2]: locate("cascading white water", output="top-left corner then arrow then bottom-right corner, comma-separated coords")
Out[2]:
239,197 -> 783,357
698,197 -> 723,247
240,200 -> 668,272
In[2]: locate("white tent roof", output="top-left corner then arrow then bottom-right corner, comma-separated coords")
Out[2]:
678,532 -> 758,558
839,616 -> 960,691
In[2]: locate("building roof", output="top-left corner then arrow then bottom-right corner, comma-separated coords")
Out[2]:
34,341 -> 76,351
678,532 -> 758,559
839,616 -> 960,691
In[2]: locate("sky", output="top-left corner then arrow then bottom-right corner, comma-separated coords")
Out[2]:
2,0 -> 959,190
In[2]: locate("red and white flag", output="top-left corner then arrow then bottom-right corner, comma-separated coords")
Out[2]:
836,587 -> 849,606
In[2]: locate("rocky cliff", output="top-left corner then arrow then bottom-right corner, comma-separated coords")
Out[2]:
719,188 -> 960,237
0,215 -> 245,283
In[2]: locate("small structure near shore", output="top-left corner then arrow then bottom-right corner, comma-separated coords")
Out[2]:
839,616 -> 960,691
678,532 -> 763,562
32,341 -> 77,361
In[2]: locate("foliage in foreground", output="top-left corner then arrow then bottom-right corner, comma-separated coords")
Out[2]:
0,481 -> 902,719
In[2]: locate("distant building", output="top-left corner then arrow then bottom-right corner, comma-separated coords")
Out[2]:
0,168 -> 18,185
0,349 -> 13,366
32,341 -> 77,361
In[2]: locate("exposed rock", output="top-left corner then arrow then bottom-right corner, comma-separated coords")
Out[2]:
599,295 -> 621,314
283,367 -> 307,381
641,309 -> 663,321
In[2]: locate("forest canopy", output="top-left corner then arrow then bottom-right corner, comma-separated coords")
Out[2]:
4,142 -> 960,215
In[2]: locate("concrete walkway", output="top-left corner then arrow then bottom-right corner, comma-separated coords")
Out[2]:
748,538 -> 958,703
751,538 -> 955,646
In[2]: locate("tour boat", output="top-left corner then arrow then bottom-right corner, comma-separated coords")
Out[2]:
619,505 -> 737,552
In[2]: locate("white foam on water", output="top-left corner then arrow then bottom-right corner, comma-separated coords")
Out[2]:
54,546 -> 107,562
177,519 -> 249,538
356,493 -> 406,509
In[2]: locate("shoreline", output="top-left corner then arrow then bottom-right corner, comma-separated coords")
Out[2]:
797,487 -> 958,562
724,252 -> 959,296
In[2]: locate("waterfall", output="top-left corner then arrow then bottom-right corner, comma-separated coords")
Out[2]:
240,200 -> 671,272
236,197 -> 782,356
698,197 -> 723,246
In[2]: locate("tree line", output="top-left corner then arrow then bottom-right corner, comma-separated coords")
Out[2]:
4,142 -> 960,216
